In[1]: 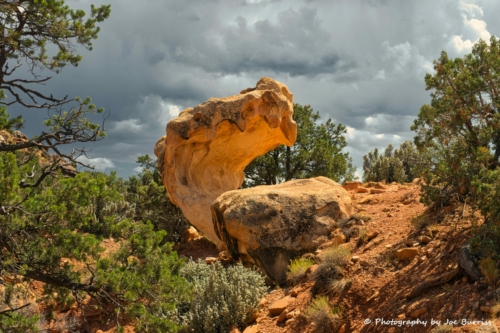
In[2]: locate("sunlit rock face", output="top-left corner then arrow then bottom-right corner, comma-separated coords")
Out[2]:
211,177 -> 353,283
154,77 -> 297,247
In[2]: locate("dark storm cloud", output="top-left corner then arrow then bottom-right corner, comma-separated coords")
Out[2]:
6,0 -> 499,177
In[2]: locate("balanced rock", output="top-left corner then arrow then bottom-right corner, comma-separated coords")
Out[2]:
212,177 -> 352,283
154,78 -> 297,247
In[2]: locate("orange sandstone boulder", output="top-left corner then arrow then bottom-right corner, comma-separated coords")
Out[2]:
212,177 -> 352,283
154,78 -> 297,247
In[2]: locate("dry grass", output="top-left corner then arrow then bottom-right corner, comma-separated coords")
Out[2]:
287,258 -> 315,285
304,296 -> 343,333
430,324 -> 453,333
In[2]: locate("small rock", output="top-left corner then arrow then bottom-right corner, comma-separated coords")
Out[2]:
480,306 -> 491,313
343,181 -> 362,191
367,231 -> 379,241
290,286 -> 302,297
286,311 -> 296,319
371,188 -> 386,194
404,239 -> 414,246
339,324 -> 346,333
277,309 -> 288,323
417,256 -> 426,263
351,255 -> 360,263
418,236 -> 432,244
396,248 -> 419,261
462,277 -> 468,283
385,244 -> 392,249
425,248 -> 434,258
398,313 -> 406,319
268,296 -> 292,316
403,199 -> 413,205
356,187 -> 369,193
246,311 -> 259,324
181,226 -> 200,242
243,325 -> 259,333
205,257 -> 218,264
382,207 -> 391,212
285,318 -> 295,326
410,307 -> 427,318
387,213 -> 394,217
359,260 -> 370,267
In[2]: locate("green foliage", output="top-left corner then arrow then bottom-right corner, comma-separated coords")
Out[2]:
0,0 -> 111,108
363,141 -> 423,183
304,296 -> 343,333
412,36 -> 500,207
287,257 -> 315,285
244,103 -> 356,187
0,91 -> 23,131
478,257 -> 499,288
0,152 -> 190,332
180,260 -> 267,333
126,155 -> 189,243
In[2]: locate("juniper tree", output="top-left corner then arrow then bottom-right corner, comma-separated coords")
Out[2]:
0,2 -> 192,332
244,103 -> 356,187
362,141 -> 423,183
412,36 -> 500,258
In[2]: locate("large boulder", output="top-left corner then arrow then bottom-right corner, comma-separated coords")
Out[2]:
154,78 -> 297,247
212,177 -> 352,284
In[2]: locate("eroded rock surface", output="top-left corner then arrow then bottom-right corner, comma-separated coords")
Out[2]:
154,77 -> 297,246
211,177 -> 352,283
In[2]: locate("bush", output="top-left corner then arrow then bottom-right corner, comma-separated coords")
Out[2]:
479,257 -> 499,288
363,141 -> 423,183
287,258 -> 315,285
304,296 -> 343,333
313,246 -> 350,295
179,261 -> 267,333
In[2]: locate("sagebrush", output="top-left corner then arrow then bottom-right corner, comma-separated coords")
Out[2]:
180,260 -> 267,333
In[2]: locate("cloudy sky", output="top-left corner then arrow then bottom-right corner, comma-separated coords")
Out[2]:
8,0 -> 500,178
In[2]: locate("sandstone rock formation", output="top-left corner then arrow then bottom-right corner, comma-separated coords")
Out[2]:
154,78 -> 297,246
211,177 -> 352,283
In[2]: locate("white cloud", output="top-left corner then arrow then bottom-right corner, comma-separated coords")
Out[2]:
113,119 -> 144,133
375,134 -> 384,139
168,104 -> 180,117
351,83 -> 359,91
345,126 -> 355,139
382,41 -> 433,76
133,166 -> 143,174
77,156 -> 115,171
365,116 -> 374,124
393,134 -> 401,140
449,1 -> 491,54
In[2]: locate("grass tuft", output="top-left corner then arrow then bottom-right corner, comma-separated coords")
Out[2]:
287,258 -> 315,285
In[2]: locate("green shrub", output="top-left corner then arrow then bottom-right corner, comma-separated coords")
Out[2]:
479,257 -> 499,288
180,261 -> 267,333
357,228 -> 368,246
304,296 -> 343,333
287,258 -> 315,285
313,246 -> 350,295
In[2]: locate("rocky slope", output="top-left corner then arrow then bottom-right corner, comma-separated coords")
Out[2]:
186,181 -> 499,333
